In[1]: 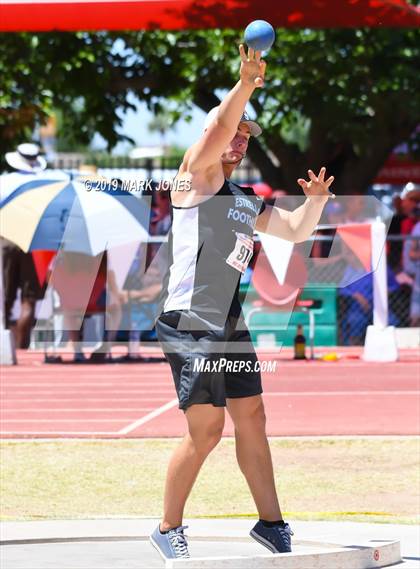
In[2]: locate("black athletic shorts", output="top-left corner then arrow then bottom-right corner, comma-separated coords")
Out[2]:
156,310 -> 263,411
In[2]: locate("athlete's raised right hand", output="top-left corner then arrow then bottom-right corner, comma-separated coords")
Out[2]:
239,44 -> 266,89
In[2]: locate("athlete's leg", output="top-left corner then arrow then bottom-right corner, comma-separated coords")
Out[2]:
160,403 -> 225,531
227,394 -> 283,521
15,298 -> 36,349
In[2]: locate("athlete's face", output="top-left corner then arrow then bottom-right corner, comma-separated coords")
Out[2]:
221,123 -> 251,166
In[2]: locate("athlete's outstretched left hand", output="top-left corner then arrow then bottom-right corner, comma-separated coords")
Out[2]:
297,167 -> 335,202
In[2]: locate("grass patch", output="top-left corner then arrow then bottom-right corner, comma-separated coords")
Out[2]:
1,438 -> 419,524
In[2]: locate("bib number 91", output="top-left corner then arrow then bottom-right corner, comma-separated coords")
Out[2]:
226,233 -> 254,273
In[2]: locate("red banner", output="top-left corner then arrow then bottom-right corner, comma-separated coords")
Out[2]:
374,156 -> 420,185
1,0 -> 419,32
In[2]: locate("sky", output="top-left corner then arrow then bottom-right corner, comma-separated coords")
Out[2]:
92,99 -> 207,155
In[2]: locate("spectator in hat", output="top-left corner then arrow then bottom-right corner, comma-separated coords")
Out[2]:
386,186 -> 420,326
388,193 -> 407,272
400,183 -> 420,234
1,143 -> 48,348
5,143 -> 47,174
408,205 -> 420,327
402,191 -> 420,279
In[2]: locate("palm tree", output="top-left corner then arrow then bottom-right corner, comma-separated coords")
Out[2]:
147,110 -> 177,148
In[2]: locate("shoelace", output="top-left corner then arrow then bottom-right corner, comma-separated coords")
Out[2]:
275,524 -> 294,543
168,525 -> 190,558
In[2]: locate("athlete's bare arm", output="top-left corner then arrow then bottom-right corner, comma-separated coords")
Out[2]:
171,45 -> 265,207
256,167 -> 335,243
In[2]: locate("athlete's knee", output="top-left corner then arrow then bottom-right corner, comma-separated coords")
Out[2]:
247,399 -> 266,431
232,397 -> 266,432
186,408 -> 224,456
190,422 -> 224,456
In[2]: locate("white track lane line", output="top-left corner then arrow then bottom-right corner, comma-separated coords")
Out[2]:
118,398 -> 179,435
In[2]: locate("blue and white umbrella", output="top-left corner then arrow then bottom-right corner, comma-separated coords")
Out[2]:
0,175 -> 151,254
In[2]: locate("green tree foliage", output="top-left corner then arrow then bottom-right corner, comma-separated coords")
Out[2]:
0,32 -> 134,164
1,29 -> 419,192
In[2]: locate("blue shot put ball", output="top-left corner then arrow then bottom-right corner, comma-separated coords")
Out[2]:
244,20 -> 275,52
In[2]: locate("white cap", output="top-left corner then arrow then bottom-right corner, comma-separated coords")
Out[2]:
401,182 -> 420,201
204,106 -> 262,137
5,143 -> 47,173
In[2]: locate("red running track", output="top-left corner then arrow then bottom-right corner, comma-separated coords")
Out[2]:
1,348 -> 419,438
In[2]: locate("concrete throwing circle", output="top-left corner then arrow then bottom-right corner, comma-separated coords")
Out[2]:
1,536 -> 401,569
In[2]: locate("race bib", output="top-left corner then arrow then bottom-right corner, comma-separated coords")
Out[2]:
226,232 -> 254,273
